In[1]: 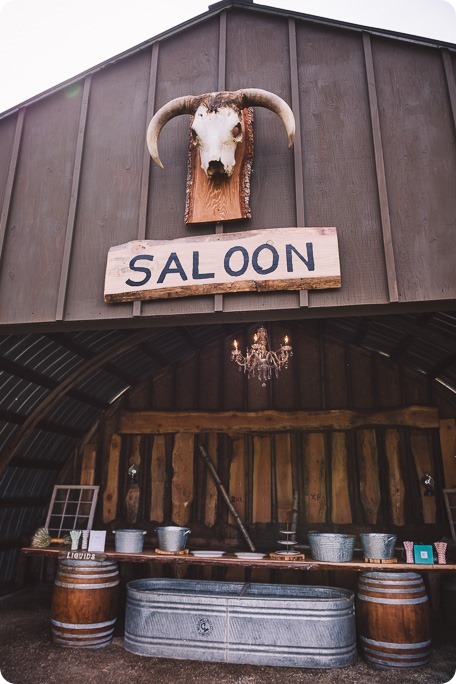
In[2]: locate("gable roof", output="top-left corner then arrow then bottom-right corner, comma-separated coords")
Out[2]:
1,0 -> 455,120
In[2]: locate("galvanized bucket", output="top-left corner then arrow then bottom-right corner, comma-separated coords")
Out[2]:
156,526 -> 191,552
307,532 -> 356,562
359,533 -> 397,560
114,529 -> 146,553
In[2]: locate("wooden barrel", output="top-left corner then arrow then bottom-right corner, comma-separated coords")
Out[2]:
356,571 -> 431,669
51,559 -> 119,649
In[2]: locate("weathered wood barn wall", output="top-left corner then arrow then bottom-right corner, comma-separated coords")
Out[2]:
87,323 -> 455,543
0,1 -> 455,325
0,1 -> 455,587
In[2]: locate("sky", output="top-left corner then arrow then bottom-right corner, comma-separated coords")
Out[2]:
0,0 -> 455,115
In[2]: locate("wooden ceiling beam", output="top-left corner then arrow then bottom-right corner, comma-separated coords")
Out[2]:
138,340 -> 169,368
0,408 -> 83,438
0,357 -> 56,388
353,318 -> 371,346
0,358 -> 109,409
177,326 -> 200,352
373,315 -> 456,356
9,456 -> 62,471
389,333 -> 415,362
428,353 -> 456,380
119,406 -> 439,434
44,332 -> 137,386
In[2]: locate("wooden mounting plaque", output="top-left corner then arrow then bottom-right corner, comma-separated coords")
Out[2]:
185,108 -> 253,224
269,552 -> 305,561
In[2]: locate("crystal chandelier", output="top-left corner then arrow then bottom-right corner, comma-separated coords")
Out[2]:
231,326 -> 292,386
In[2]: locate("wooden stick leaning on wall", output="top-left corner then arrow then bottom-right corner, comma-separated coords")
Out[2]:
198,444 -> 256,552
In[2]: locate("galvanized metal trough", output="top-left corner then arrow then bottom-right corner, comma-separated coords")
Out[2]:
124,579 -> 356,668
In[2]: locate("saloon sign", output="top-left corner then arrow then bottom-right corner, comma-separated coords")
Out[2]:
104,227 -> 340,303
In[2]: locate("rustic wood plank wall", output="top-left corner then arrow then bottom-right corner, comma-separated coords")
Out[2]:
100,424 -> 442,534
87,327 -> 452,550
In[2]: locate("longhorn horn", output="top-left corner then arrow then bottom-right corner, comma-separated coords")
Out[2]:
146,95 -> 200,169
237,88 -> 295,149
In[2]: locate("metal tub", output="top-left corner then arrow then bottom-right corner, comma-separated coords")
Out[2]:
114,529 -> 146,553
124,579 -> 356,668
307,532 -> 356,562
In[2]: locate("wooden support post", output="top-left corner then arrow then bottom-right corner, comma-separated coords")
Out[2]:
275,433 -> 293,524
150,435 -> 166,523
330,432 -> 352,524
358,429 -> 381,524
385,428 -> 406,526
172,434 -> 195,526
303,433 -> 327,524
103,434 -> 121,524
204,433 -> 218,528
80,444 -> 97,485
228,434 -> 246,525
252,435 -> 272,523
440,419 -> 456,488
410,432 -> 437,524
125,436 -> 141,525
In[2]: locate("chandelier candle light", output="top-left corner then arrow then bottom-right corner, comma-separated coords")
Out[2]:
231,326 -> 292,386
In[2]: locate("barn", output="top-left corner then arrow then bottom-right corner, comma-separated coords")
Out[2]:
0,0 -> 455,680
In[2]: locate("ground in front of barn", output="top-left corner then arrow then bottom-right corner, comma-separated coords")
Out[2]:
0,586 -> 455,684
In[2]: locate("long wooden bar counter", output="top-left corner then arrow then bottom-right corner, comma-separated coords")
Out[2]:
21,546 -> 456,573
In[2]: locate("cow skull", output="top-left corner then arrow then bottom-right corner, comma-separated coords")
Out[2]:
146,89 -> 295,178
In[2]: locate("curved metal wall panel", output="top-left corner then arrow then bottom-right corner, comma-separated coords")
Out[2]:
72,329 -> 129,353
46,396 -> 97,432
0,422 -> 18,445
0,506 -> 48,584
19,432 -> 80,463
0,375 -> 49,413
74,370 -> 129,404
0,467 -> 54,498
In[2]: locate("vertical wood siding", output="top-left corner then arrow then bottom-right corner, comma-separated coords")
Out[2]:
0,94 -> 80,322
64,52 -> 151,322
373,39 -> 456,303
0,6 -> 454,325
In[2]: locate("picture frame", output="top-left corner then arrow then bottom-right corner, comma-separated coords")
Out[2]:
413,544 -> 434,564
88,530 -> 107,553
